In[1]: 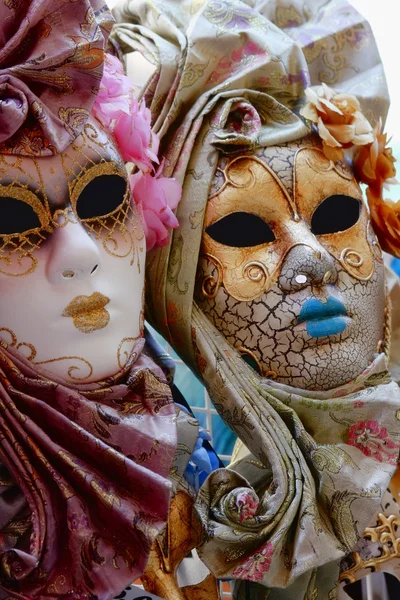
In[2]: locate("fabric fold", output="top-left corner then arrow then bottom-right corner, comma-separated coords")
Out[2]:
193,305 -> 400,592
0,339 -> 177,600
0,0 -> 114,156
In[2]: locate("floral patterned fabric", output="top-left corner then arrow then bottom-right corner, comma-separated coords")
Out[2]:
111,1 -> 399,598
0,338 -> 178,600
0,0 -> 113,156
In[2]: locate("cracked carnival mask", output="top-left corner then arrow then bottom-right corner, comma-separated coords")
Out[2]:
0,116 -> 145,383
195,136 -> 386,390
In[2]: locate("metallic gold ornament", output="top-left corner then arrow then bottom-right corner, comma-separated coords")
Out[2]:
142,491 -> 220,600
339,512 -> 400,584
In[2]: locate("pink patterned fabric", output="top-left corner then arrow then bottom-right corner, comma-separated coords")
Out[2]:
231,540 -> 274,582
347,420 -> 400,465
0,0 -> 113,156
93,54 -> 159,173
0,340 -> 177,600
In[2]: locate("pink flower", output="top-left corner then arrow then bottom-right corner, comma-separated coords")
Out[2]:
353,400 -> 364,409
93,54 -> 132,126
93,54 -> 159,173
92,54 -> 182,250
236,490 -> 258,522
347,420 -> 400,465
113,99 -> 159,172
130,165 -> 181,250
232,540 -> 274,582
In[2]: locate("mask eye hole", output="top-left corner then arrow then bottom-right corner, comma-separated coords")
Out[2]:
311,195 -> 361,235
206,211 -> 275,247
0,197 -> 42,234
76,174 -> 128,220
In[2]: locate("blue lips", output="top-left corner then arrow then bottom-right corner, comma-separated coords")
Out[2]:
298,297 -> 348,339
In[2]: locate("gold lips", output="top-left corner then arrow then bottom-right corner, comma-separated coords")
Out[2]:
62,292 -> 111,334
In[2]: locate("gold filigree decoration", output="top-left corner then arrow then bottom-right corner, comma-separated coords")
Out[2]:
304,150 -> 354,181
339,513 -> 400,584
33,355 -> 93,381
0,327 -> 93,381
0,328 -> 17,346
82,122 -> 109,149
338,248 -> 372,281
200,253 -> 223,299
117,336 -> 140,369
68,160 -> 142,267
0,183 -> 52,276
16,342 -> 37,361
219,154 -> 298,218
243,261 -> 269,286
53,207 -> 78,227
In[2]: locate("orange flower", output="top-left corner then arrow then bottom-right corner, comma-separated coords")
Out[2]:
300,83 -> 374,161
367,187 -> 400,258
353,118 -> 397,191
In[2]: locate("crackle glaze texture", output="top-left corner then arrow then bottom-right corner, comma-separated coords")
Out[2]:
196,136 -> 386,390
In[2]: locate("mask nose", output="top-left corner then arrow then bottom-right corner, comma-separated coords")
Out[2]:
46,221 -> 101,285
278,243 -> 338,292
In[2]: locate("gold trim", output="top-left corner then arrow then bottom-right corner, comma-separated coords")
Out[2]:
336,247 -> 373,281
69,161 -> 127,216
117,336 -> 140,369
200,253 -> 223,299
339,513 -> 400,584
0,183 -> 52,276
243,260 -> 269,285
0,327 -> 94,381
33,355 -> 93,381
382,289 -> 392,359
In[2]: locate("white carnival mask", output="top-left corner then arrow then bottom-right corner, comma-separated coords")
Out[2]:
0,116 -> 145,383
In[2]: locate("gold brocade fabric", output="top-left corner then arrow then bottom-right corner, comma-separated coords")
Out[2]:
111,1 -> 399,598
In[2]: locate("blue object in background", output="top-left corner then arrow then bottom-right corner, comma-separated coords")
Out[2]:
391,257 -> 400,277
147,323 -> 237,466
176,403 -> 221,491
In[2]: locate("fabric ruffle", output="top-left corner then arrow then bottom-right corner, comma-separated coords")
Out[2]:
0,0 -> 113,156
192,315 -> 400,589
0,339 -> 177,600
